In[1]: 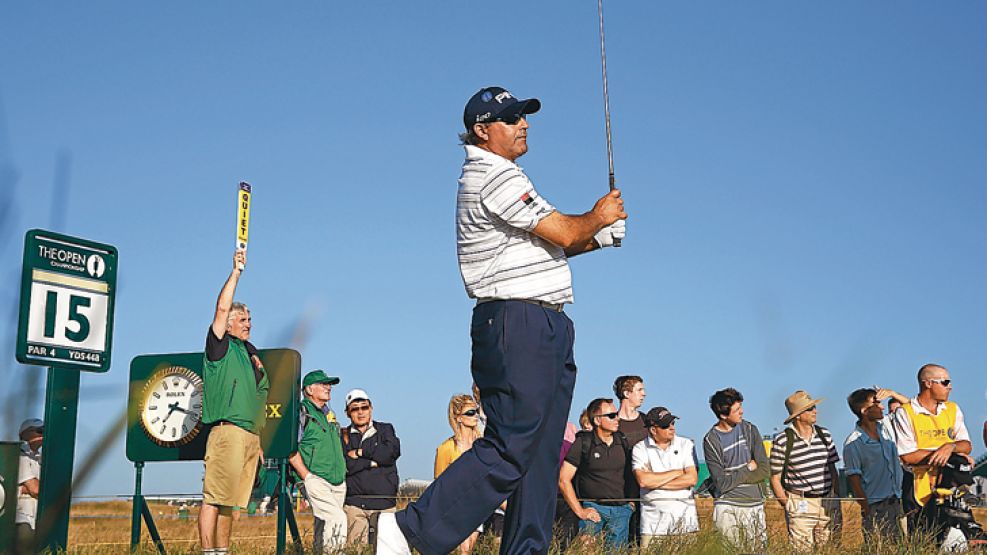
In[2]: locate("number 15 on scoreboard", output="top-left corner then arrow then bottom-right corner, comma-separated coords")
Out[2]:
16,230 -> 118,373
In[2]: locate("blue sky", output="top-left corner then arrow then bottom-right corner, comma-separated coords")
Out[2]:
2,2 -> 985,498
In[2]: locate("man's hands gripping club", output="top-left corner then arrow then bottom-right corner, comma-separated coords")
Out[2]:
532,189 -> 627,256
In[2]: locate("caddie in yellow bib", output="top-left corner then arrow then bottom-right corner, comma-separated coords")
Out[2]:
900,401 -> 957,506
893,364 -> 972,511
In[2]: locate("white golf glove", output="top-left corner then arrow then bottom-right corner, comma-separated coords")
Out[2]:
593,219 -> 626,248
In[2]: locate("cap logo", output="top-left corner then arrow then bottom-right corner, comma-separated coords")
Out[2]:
494,91 -> 513,104
475,111 -> 491,123
481,91 -> 494,102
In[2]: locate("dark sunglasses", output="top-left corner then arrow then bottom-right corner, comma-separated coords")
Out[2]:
928,378 -> 951,387
490,112 -> 526,125
461,409 -> 479,417
349,404 -> 371,413
598,412 -> 619,420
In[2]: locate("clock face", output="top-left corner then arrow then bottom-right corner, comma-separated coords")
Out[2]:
139,366 -> 204,447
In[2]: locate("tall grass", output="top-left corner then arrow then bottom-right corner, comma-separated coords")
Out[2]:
65,499 -> 981,554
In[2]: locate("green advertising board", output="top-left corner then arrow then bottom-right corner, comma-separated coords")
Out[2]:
126,349 -> 301,462
0,442 -> 20,550
16,229 -> 118,372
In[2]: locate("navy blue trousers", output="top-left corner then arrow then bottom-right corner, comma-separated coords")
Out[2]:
396,300 -> 577,555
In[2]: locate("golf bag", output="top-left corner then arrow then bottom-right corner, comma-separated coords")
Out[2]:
916,453 -> 987,547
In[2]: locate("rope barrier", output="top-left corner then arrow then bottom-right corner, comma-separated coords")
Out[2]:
72,493 -> 987,504
73,535 -> 286,547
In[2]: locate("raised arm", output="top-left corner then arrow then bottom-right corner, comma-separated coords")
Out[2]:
873,386 -> 909,406
211,250 -> 245,339
532,190 -> 626,256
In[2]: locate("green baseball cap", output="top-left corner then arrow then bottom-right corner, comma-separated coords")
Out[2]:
302,370 -> 340,388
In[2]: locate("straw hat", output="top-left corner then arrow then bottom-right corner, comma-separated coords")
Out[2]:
784,390 -> 824,424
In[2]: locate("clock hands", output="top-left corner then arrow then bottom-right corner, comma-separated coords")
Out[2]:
162,402 -> 191,423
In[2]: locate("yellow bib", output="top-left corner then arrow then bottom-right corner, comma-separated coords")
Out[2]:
902,401 -> 957,506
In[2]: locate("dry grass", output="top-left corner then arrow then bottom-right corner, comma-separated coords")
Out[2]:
65,498 -> 986,554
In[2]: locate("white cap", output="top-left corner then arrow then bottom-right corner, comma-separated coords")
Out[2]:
345,389 -> 371,408
19,418 -> 44,436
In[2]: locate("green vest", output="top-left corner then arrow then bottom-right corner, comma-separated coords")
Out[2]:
297,399 -> 346,485
202,336 -> 270,433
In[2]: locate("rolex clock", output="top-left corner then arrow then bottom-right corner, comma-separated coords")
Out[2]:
139,366 -> 204,447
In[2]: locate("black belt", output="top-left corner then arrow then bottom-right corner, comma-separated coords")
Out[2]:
789,490 -> 827,498
476,298 -> 565,312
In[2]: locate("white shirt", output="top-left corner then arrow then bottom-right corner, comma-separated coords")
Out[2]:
632,435 -> 696,501
631,435 -> 699,536
892,397 -> 970,457
17,442 -> 41,528
456,146 -> 573,304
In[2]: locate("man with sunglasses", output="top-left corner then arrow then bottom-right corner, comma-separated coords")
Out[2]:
891,364 -> 973,537
769,391 -> 840,551
632,407 -> 699,545
342,389 -> 401,546
371,86 -> 627,555
559,398 -> 636,547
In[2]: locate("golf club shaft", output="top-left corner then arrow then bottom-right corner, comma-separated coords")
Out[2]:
597,0 -> 621,247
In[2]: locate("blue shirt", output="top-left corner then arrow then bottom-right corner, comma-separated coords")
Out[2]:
842,420 -> 903,503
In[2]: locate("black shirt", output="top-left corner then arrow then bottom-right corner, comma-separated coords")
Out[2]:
564,431 -> 633,505
618,413 -> 648,448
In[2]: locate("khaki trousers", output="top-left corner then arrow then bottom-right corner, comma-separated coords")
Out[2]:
784,492 -> 835,552
304,474 -> 347,551
343,504 -> 396,545
202,424 -> 261,508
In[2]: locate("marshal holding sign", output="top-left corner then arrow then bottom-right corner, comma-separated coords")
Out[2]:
16,229 -> 118,373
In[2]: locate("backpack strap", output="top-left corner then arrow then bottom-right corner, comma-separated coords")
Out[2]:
781,427 -> 796,489
781,426 -> 831,491
614,430 -> 629,452
577,430 -> 593,467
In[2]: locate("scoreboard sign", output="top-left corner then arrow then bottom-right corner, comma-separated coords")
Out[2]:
16,229 -> 118,372
126,349 -> 301,463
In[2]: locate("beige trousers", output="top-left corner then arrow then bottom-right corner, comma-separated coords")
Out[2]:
343,504 -> 396,545
304,474 -> 347,550
784,492 -> 835,552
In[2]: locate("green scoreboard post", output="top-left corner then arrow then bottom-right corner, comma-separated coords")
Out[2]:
15,229 -> 119,552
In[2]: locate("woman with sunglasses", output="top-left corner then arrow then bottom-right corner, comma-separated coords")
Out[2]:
434,394 -> 484,553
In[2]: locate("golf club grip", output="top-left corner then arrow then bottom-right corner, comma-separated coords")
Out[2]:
608,173 -> 621,248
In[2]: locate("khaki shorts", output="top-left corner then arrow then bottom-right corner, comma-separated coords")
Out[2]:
202,423 -> 261,508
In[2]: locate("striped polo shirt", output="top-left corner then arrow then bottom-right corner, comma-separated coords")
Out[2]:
456,145 -> 573,304
769,425 -> 840,495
